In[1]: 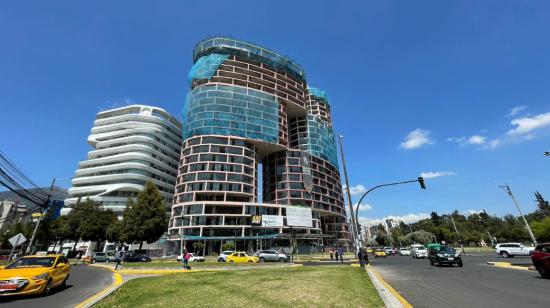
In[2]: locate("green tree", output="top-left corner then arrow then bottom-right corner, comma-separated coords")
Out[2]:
402,230 -> 435,244
121,182 -> 168,251
222,241 -> 235,251
78,199 -> 118,250
193,241 -> 205,255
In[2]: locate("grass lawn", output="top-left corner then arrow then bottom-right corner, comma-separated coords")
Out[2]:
95,266 -> 383,308
119,260 -> 265,268
462,246 -> 494,254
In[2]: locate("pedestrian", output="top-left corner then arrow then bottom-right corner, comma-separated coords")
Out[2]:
334,249 -> 339,262
114,248 -> 124,270
183,250 -> 190,270
329,249 -> 334,262
338,247 -> 344,263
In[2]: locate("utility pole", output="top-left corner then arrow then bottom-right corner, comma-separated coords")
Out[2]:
498,184 -> 538,246
449,214 -> 466,255
26,178 -> 55,255
338,134 -> 358,250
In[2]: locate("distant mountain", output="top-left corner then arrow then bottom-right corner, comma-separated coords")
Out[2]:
0,186 -> 69,208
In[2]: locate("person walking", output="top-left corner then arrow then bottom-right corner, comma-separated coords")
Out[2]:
183,250 -> 190,270
334,249 -> 339,262
114,248 -> 124,271
338,247 -> 344,263
329,249 -> 334,262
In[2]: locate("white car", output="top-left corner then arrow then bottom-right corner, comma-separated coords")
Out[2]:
399,248 -> 411,256
176,253 -> 205,262
411,245 -> 428,259
495,243 -> 535,258
217,250 -> 236,262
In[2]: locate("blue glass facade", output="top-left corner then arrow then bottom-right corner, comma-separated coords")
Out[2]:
182,84 -> 281,143
187,54 -> 229,86
304,115 -> 338,167
193,37 -> 306,81
308,87 -> 330,105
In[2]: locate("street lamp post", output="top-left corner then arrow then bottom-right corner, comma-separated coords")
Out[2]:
354,177 -> 426,267
498,184 -> 538,246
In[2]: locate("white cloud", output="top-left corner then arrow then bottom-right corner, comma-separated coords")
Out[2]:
467,135 -> 486,145
507,105 -> 527,117
448,135 -> 486,146
420,171 -> 455,179
358,213 -> 430,227
462,209 -> 483,215
354,202 -> 373,211
348,184 -> 367,196
506,112 -> 550,137
400,129 -> 434,149
484,139 -> 502,149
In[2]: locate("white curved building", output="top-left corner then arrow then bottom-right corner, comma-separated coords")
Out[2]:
65,105 -> 182,217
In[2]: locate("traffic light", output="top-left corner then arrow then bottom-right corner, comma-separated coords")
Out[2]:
418,177 -> 426,189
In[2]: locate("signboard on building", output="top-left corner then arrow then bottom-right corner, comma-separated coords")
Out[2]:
250,215 -> 262,226
286,206 -> 312,227
301,152 -> 313,192
262,215 -> 284,227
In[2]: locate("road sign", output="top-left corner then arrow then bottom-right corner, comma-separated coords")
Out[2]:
9,233 -> 27,247
286,206 -> 312,227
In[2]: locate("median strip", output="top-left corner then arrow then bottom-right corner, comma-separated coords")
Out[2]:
486,261 -> 532,271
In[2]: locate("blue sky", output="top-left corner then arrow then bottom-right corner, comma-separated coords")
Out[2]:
1,1 -> 550,226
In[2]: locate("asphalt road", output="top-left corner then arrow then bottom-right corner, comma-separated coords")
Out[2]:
0,265 -> 113,308
371,253 -> 550,307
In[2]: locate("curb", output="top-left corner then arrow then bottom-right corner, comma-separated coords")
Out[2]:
366,266 -> 412,308
486,261 -> 531,271
74,272 -> 123,308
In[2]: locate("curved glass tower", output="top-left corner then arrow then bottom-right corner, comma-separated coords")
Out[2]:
169,37 -> 350,253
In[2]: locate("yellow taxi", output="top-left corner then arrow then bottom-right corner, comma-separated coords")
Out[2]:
0,254 -> 71,296
374,249 -> 387,258
226,252 -> 259,263
366,247 -> 374,254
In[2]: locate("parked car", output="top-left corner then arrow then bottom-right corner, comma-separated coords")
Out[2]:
91,252 -> 109,263
531,243 -> 550,278
0,254 -> 71,296
374,249 -> 387,258
428,245 -> 463,267
217,251 -> 236,262
226,252 -> 259,263
495,243 -> 535,258
398,248 -> 411,256
411,245 -> 428,259
123,253 -> 151,262
176,253 -> 205,262
255,250 -> 289,262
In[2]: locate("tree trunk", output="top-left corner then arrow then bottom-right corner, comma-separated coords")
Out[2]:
72,239 -> 79,252
139,241 -> 143,252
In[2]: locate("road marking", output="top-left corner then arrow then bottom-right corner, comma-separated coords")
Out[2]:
74,272 -> 123,308
369,267 -> 413,308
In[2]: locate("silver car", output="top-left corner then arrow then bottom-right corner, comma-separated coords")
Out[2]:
256,250 -> 289,262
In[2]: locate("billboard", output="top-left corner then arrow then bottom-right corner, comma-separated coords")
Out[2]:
262,215 -> 284,227
286,206 -> 312,227
301,152 -> 313,192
